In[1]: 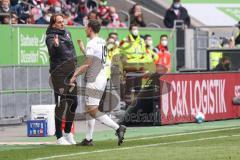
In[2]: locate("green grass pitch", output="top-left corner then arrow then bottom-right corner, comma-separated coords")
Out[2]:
0,120 -> 240,160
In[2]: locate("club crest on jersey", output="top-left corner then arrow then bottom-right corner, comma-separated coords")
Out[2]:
66,33 -> 71,39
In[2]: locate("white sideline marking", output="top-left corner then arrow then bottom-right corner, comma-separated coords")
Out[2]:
126,126 -> 240,142
32,134 -> 240,160
0,142 -> 55,145
1,126 -> 240,146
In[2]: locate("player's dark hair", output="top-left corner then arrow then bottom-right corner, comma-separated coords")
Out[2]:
88,19 -> 101,33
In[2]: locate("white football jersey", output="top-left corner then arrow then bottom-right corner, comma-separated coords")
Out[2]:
85,37 -> 107,82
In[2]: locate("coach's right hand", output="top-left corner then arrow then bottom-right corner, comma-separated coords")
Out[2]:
54,34 -> 59,47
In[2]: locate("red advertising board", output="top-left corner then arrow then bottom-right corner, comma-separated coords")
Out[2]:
160,72 -> 240,125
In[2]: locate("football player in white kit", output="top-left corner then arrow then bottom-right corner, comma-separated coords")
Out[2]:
70,20 -> 126,146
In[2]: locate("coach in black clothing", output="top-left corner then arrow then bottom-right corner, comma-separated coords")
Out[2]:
164,0 -> 190,28
45,14 -> 78,145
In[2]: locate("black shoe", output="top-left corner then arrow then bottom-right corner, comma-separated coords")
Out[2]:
76,139 -> 94,146
115,125 -> 127,146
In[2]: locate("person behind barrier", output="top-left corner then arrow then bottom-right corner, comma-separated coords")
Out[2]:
120,23 -> 146,56
45,14 -> 78,145
129,3 -> 146,27
213,56 -> 231,71
0,0 -> 11,24
144,34 -> 158,63
235,21 -> 240,46
164,0 -> 190,28
222,37 -> 235,48
154,34 -> 171,72
105,32 -> 121,80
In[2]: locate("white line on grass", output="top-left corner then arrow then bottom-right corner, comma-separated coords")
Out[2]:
32,134 -> 240,160
125,126 -> 240,142
2,126 -> 240,145
0,142 -> 55,145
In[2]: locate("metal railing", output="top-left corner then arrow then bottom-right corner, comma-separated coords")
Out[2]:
118,10 -> 130,27
0,65 -> 54,120
147,23 -> 160,28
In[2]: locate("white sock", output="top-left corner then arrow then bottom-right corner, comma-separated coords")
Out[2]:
96,114 -> 119,130
85,114 -> 95,141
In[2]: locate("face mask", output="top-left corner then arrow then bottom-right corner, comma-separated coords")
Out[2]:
132,29 -> 139,36
115,40 -> 120,46
146,40 -> 153,47
44,15 -> 51,22
2,6 -> 9,12
71,7 -> 76,13
54,6 -> 61,13
173,3 -> 181,9
161,40 -> 168,46
107,43 -> 115,50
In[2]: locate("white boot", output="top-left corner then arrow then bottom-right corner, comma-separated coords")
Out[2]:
56,137 -> 71,145
64,133 -> 76,145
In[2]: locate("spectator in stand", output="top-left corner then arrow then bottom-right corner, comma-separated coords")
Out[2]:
52,1 -> 62,14
164,0 -> 190,28
62,9 -> 74,26
107,6 -> 126,28
25,14 -> 35,24
81,9 -> 99,26
88,9 -> 98,20
154,34 -> 171,72
129,4 -> 146,27
221,37 -> 235,48
74,0 -> 88,25
0,0 -> 11,24
0,0 -> 10,13
87,0 -> 98,11
2,12 -> 18,24
97,0 -> 109,26
30,1 -> 44,24
15,0 -> 32,24
36,11 -> 52,24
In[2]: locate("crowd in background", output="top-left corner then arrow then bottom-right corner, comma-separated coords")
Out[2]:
0,0 -> 191,29
0,0 -> 150,28
0,0 -> 126,27
5,0 -> 239,68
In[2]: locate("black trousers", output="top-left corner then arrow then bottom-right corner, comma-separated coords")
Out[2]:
54,92 -> 78,139
51,73 -> 78,139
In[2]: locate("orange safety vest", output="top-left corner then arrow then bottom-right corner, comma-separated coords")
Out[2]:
155,44 -> 171,72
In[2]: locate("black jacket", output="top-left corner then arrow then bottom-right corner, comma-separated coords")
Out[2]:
213,63 -> 230,71
164,5 -> 191,28
45,27 -> 77,74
